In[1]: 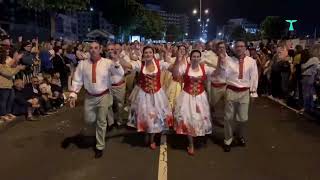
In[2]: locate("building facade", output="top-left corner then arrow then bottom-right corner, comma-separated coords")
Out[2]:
145,3 -> 189,38
77,11 -> 113,40
222,18 -> 259,41
0,0 -> 51,40
54,13 -> 78,41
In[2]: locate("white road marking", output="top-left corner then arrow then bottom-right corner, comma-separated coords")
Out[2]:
158,134 -> 168,180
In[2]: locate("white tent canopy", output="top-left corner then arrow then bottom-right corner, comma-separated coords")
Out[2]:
86,29 -> 115,40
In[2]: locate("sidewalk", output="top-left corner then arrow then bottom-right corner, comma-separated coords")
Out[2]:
0,117 -> 25,133
0,107 -> 69,133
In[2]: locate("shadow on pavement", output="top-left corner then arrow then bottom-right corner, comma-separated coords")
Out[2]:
166,134 -> 210,151
61,134 -> 96,149
121,132 -> 162,148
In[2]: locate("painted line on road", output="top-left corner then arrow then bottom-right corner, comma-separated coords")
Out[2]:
158,134 -> 168,180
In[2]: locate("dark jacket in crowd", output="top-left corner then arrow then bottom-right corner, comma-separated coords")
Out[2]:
39,50 -> 53,73
20,51 -> 35,74
24,83 -> 40,100
52,54 -> 70,89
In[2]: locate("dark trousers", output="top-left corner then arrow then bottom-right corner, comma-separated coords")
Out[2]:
271,73 -> 282,98
0,88 -> 15,116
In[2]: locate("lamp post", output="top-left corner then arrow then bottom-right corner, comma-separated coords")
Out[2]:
192,0 -> 210,41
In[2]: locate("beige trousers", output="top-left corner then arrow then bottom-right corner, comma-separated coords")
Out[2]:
223,89 -> 250,145
84,93 -> 113,150
109,83 -> 126,125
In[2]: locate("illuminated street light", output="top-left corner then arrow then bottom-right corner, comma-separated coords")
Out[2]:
90,7 -> 94,11
197,18 -> 201,22
206,18 -> 210,22
205,24 -> 208,27
185,33 -> 189,36
204,9 -> 209,14
193,9 -> 197,15
218,32 -> 222,36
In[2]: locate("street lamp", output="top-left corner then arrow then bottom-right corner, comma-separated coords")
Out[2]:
218,32 -> 222,36
185,33 -> 189,36
193,9 -> 197,15
192,0 -> 211,40
90,7 -> 94,11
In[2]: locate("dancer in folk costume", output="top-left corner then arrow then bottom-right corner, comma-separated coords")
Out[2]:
126,41 -> 142,96
219,40 -> 259,152
159,43 -> 174,88
106,44 -> 127,127
68,42 -> 125,158
209,42 -> 231,126
165,45 -> 189,109
120,46 -> 173,149
173,50 -> 223,155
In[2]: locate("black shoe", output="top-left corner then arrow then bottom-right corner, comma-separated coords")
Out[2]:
237,137 -> 246,147
94,148 -> 103,159
223,144 -> 231,152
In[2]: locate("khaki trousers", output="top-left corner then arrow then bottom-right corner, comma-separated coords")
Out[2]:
224,89 -> 250,145
109,83 -> 126,125
84,93 -> 113,150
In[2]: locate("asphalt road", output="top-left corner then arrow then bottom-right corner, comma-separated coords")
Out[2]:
1,97 -> 320,180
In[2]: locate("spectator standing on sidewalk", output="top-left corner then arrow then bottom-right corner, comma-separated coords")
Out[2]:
301,45 -> 320,113
39,42 -> 54,74
0,46 -> 25,122
271,41 -> 290,100
52,46 -> 70,90
19,41 -> 36,83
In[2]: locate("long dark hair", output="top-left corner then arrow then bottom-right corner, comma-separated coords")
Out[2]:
0,46 -> 7,64
142,46 -> 155,54
142,46 -> 155,59
190,49 -> 201,58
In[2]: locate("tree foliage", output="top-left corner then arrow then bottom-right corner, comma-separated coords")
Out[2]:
261,16 -> 287,39
134,11 -> 165,39
230,25 -> 247,40
166,24 -> 183,42
102,0 -> 164,41
17,0 -> 90,38
17,0 -> 90,12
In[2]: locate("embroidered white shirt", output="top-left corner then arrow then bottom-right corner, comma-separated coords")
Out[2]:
69,58 -> 124,99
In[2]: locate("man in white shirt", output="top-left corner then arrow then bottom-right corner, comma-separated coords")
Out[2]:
69,42 -> 124,158
106,44 -> 127,127
202,41 -> 219,68
209,42 -> 230,126
201,41 -> 219,103
219,40 -> 259,152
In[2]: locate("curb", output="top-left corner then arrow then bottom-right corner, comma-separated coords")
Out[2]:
0,117 -> 25,134
0,107 -> 69,134
266,96 -> 318,121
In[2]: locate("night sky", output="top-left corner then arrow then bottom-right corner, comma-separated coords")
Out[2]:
147,0 -> 320,35
98,0 -> 320,36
